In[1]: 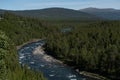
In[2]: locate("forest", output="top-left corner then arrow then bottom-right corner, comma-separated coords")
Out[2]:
45,21 -> 120,79
0,12 -> 47,80
0,12 -> 120,80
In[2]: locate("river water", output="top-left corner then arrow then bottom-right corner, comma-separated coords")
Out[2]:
17,40 -> 91,80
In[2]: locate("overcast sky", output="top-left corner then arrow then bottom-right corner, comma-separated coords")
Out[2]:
0,0 -> 120,10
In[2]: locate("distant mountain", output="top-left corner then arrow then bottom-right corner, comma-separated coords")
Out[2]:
0,8 -> 99,20
80,7 -> 120,20
0,9 -> 6,14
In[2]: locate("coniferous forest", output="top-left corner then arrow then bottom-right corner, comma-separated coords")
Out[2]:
0,12 -> 46,80
0,12 -> 120,80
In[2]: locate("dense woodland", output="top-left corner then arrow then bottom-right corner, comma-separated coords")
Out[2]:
45,21 -> 120,79
0,12 -> 120,80
0,12 -> 47,80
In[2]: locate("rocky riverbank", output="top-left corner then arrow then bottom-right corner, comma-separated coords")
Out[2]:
79,71 -> 109,80
32,45 -> 109,80
33,46 -> 63,64
17,40 -> 109,80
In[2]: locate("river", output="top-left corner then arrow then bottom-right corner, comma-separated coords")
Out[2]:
17,40 -> 94,80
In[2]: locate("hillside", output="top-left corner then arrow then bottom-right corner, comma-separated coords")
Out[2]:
80,7 -> 120,20
0,31 -> 46,80
0,12 -> 47,80
0,12 -> 120,80
0,9 -> 4,13
0,8 -> 99,20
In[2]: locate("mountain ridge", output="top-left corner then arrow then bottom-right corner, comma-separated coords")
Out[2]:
0,7 -> 100,20
80,7 -> 120,20
1,7 -> 120,20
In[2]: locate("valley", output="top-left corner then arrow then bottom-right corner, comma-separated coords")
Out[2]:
0,7 -> 120,80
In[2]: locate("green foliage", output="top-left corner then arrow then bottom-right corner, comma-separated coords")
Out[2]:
0,12 -> 47,80
0,31 -> 46,80
0,12 -> 46,45
0,31 -> 9,80
0,12 -> 120,80
45,21 -> 120,79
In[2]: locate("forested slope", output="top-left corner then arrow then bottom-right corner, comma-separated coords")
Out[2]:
0,31 -> 46,80
80,8 -> 120,20
0,8 -> 100,21
0,12 -> 120,80
0,12 -> 48,45
0,12 -> 47,80
45,21 -> 120,80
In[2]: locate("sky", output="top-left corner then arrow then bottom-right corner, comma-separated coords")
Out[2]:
0,0 -> 120,10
